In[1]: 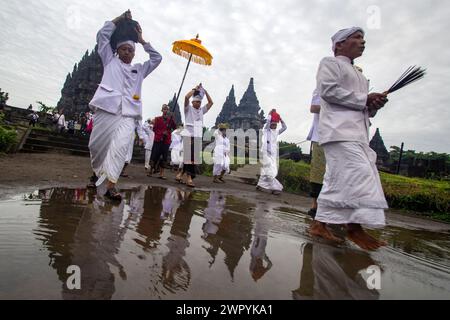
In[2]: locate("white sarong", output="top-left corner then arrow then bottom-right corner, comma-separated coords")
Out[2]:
125,133 -> 135,163
89,109 -> 136,184
316,142 -> 388,228
257,152 -> 283,192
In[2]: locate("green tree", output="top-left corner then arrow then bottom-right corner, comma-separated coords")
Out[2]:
0,88 -> 9,107
36,101 -> 55,115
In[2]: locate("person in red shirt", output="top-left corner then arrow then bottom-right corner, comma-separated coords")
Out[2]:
149,104 -> 177,179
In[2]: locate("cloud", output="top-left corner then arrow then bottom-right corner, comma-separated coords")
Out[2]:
0,0 -> 449,153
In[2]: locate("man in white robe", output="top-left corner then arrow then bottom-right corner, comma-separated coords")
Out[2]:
256,114 -> 287,195
310,27 -> 389,251
88,10 -> 162,201
213,124 -> 231,183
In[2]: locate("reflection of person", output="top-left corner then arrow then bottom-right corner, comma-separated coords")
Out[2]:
249,205 -> 272,282
160,187 -> 182,221
310,27 -> 389,251
256,112 -> 287,195
201,192 -> 226,268
202,191 -> 226,237
182,84 -> 214,188
88,10 -> 162,201
161,191 -> 195,292
128,185 -> 147,216
292,242 -> 380,300
213,124 -> 231,184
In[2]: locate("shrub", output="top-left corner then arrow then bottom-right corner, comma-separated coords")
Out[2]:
0,125 -> 17,153
278,160 -> 450,221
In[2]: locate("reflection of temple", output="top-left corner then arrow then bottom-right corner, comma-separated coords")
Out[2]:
57,49 -> 103,118
201,194 -> 254,280
249,205 -> 272,282
292,242 -> 380,300
215,78 -> 265,130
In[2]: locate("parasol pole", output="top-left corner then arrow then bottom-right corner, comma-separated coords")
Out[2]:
171,53 -> 193,114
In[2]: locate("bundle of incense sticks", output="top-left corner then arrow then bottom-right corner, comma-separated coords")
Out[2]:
387,66 -> 426,94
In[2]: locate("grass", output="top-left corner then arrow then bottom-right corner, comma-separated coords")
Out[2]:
278,160 -> 450,222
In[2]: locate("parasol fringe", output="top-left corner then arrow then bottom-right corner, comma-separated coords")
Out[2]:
172,42 -> 212,66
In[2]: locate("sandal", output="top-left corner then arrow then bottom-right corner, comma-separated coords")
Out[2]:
105,188 -> 122,201
158,176 -> 167,180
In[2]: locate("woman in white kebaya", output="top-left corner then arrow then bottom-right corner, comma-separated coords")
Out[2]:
256,113 -> 287,195
213,124 -> 231,183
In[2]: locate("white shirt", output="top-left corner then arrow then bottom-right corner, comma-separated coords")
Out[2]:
306,89 -> 321,143
184,104 -> 209,138
263,116 -> 287,156
213,130 -> 231,162
316,56 -> 371,145
89,21 -> 162,120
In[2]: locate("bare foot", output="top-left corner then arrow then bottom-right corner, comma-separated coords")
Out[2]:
309,221 -> 344,244
347,224 -> 387,251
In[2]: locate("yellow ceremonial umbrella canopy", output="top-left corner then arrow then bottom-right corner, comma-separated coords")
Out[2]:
172,34 -> 213,66
170,35 -> 213,112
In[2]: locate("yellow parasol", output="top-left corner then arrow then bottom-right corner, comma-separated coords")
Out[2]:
171,34 -> 213,112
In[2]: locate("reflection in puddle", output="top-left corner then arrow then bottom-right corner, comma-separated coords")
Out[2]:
0,186 -> 449,300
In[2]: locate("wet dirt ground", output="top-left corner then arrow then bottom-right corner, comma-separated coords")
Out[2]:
0,153 -> 449,299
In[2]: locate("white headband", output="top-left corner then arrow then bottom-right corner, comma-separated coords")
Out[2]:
117,40 -> 135,50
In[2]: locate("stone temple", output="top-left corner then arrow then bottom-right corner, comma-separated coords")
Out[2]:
57,48 -> 103,119
370,128 -> 390,166
215,78 -> 265,131
57,48 -> 182,120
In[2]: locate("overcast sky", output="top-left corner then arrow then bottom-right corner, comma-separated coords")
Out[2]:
1,0 -> 449,153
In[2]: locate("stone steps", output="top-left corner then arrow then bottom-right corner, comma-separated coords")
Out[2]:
20,129 -> 145,163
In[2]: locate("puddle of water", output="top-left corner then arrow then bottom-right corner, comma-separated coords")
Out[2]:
0,186 -> 449,300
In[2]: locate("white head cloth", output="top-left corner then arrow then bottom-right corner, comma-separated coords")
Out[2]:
331,27 -> 365,52
117,40 -> 135,50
